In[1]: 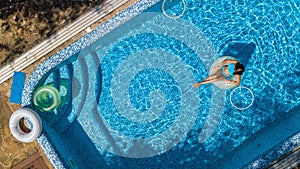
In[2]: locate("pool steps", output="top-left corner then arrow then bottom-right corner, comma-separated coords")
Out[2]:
26,46 -> 124,167
0,0 -> 129,84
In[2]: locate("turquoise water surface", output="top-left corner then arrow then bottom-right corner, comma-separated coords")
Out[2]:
30,0 -> 300,168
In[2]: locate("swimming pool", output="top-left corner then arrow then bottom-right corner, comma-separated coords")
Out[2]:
23,0 -> 300,168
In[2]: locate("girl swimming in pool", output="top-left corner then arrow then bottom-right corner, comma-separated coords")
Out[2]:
193,59 -> 245,88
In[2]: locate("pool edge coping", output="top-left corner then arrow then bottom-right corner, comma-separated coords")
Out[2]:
0,0 -> 129,85
21,0 -> 300,168
22,0 -> 160,168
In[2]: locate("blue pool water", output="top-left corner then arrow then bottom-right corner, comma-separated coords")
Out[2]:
24,0 -> 300,168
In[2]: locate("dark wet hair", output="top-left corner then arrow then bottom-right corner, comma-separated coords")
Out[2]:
234,62 -> 245,75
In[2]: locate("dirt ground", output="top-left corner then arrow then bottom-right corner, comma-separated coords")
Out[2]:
0,0 -> 104,67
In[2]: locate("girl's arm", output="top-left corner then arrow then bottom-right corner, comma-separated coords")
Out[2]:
221,59 -> 238,66
226,75 -> 241,85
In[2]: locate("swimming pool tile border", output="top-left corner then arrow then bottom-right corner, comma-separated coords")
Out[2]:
22,0 -> 300,168
244,131 -> 300,169
22,0 -> 160,168
22,0 -> 160,106
36,135 -> 65,169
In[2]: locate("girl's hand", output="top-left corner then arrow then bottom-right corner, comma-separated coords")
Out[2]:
222,59 -> 238,65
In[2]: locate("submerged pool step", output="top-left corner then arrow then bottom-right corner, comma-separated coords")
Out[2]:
0,0 -> 129,84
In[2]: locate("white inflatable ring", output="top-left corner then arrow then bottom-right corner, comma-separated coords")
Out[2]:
209,56 -> 240,89
9,108 -> 42,142
230,86 -> 254,110
162,0 -> 186,19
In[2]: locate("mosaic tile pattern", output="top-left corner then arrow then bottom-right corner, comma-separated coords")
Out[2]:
22,0 -> 300,168
245,132 -> 300,169
0,83 -> 46,169
36,135 -> 65,169
22,0 -> 160,106
22,0 -> 160,168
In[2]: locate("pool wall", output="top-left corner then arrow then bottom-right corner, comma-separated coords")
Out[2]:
244,105 -> 300,169
213,104 -> 300,169
22,0 -> 300,168
22,0 -> 160,168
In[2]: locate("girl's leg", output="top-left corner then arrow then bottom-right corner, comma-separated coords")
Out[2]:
216,75 -> 226,81
196,78 -> 219,85
203,75 -> 217,82
193,75 -> 218,88
215,67 -> 223,76
193,74 -> 227,88
202,75 -> 225,83
203,68 -> 223,82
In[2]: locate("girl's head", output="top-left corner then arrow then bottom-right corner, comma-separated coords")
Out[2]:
234,62 -> 245,75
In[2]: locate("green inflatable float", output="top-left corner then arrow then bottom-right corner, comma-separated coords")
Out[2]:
33,85 -> 61,112
32,78 -> 76,112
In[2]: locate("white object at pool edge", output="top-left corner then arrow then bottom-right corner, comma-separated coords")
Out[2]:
9,108 -> 42,142
230,86 -> 254,110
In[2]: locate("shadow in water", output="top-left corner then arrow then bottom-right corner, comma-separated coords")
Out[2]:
222,42 -> 256,66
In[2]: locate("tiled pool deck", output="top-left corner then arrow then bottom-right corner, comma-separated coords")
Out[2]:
21,1 -> 159,167
0,57 -> 53,168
